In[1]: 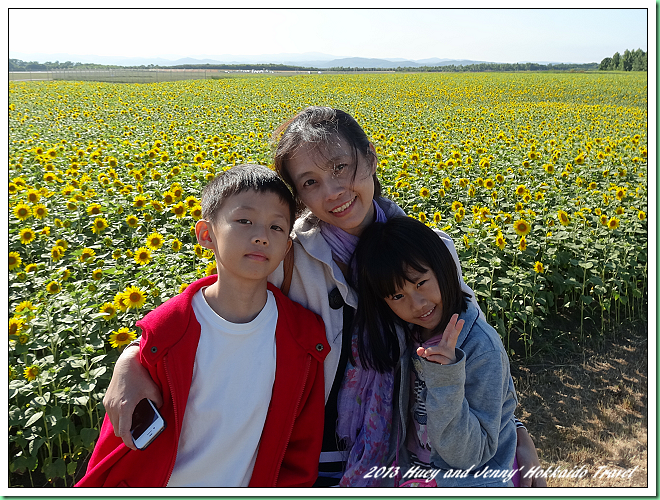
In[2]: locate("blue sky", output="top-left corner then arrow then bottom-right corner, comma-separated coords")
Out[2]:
8,5 -> 651,64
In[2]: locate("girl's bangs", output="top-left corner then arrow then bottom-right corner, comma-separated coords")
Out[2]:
367,244 -> 430,299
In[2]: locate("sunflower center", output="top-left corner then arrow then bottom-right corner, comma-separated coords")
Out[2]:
129,292 -> 141,303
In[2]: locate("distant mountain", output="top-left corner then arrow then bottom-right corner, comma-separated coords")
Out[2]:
8,51 -> 581,69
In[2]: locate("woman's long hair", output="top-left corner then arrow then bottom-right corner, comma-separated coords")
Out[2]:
351,216 -> 470,372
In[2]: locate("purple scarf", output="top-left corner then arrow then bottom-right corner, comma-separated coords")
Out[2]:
320,200 -> 395,487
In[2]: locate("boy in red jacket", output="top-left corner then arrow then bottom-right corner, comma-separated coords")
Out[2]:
77,164 -> 328,487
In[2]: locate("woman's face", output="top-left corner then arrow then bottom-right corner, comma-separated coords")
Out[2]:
285,137 -> 377,237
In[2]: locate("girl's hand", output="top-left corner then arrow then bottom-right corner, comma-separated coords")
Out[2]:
103,345 -> 163,450
416,313 -> 464,365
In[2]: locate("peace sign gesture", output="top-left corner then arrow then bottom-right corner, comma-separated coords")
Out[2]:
416,313 -> 464,366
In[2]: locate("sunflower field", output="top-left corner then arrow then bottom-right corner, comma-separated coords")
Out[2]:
8,72 -> 647,486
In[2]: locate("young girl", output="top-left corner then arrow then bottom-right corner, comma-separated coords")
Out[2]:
350,216 -> 518,487
101,107 -> 542,487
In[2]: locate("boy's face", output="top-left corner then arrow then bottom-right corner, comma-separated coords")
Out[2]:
196,190 -> 292,282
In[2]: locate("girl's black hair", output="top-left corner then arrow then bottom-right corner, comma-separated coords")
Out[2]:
272,106 -> 382,211
351,216 -> 470,372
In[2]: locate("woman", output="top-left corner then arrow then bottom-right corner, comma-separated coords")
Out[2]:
102,106 -> 546,487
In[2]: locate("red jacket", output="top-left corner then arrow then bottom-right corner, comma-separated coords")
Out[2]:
76,276 -> 329,487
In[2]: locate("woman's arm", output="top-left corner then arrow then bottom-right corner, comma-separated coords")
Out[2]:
102,345 -> 163,450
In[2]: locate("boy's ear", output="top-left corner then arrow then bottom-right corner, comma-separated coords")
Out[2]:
195,220 -> 215,249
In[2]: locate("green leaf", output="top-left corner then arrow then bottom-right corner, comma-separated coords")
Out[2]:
89,366 -> 107,378
11,455 -> 38,473
25,411 -> 44,427
31,392 -> 50,407
43,458 -> 67,480
80,428 -> 99,448
28,437 -> 45,456
580,295 -> 594,305
588,275 -> 604,286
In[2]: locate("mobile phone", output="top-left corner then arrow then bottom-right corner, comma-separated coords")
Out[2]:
130,398 -> 166,450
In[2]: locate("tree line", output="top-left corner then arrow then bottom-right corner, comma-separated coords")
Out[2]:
598,49 -> 647,71
9,59 -> 116,71
10,57 -> 641,74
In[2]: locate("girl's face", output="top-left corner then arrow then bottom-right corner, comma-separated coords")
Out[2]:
384,267 -> 443,339
285,137 -> 377,237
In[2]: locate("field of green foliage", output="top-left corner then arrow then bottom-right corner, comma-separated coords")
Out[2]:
8,72 -> 647,486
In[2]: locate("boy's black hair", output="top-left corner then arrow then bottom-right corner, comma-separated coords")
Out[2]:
201,164 -> 296,232
272,106 -> 382,210
350,216 -> 471,373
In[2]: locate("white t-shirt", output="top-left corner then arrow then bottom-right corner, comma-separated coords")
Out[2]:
167,288 -> 277,487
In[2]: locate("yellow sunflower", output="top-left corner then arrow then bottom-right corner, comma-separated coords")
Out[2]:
13,203 -> 32,221
205,261 -> 218,276
519,236 -> 527,252
557,210 -> 570,226
87,203 -> 103,216
9,252 -> 22,271
114,291 -> 129,312
146,232 -> 164,250
534,261 -> 544,274
495,233 -> 506,250
46,281 -> 61,294
19,228 -> 36,245
162,191 -> 175,205
171,202 -> 186,218
484,178 -> 495,189
190,205 -> 203,220
26,189 -> 41,203
513,219 -> 531,236
124,286 -> 147,309
91,269 -> 103,281
31,204 -> 48,219
607,217 -> 620,230
91,217 -> 109,234
9,317 -> 25,336
134,247 -> 152,266
133,195 -> 148,209
80,248 -> 96,263
638,211 -> 646,221
109,327 -> 137,349
125,215 -> 139,228
51,245 -> 65,262
99,302 -> 117,321
171,239 -> 182,252
433,212 -> 442,224
515,185 -> 526,196
23,365 -> 40,382
419,187 -> 430,198
418,212 -> 427,223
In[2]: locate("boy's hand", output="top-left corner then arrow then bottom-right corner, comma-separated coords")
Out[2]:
516,427 -> 547,487
103,345 -> 163,450
416,313 -> 464,365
